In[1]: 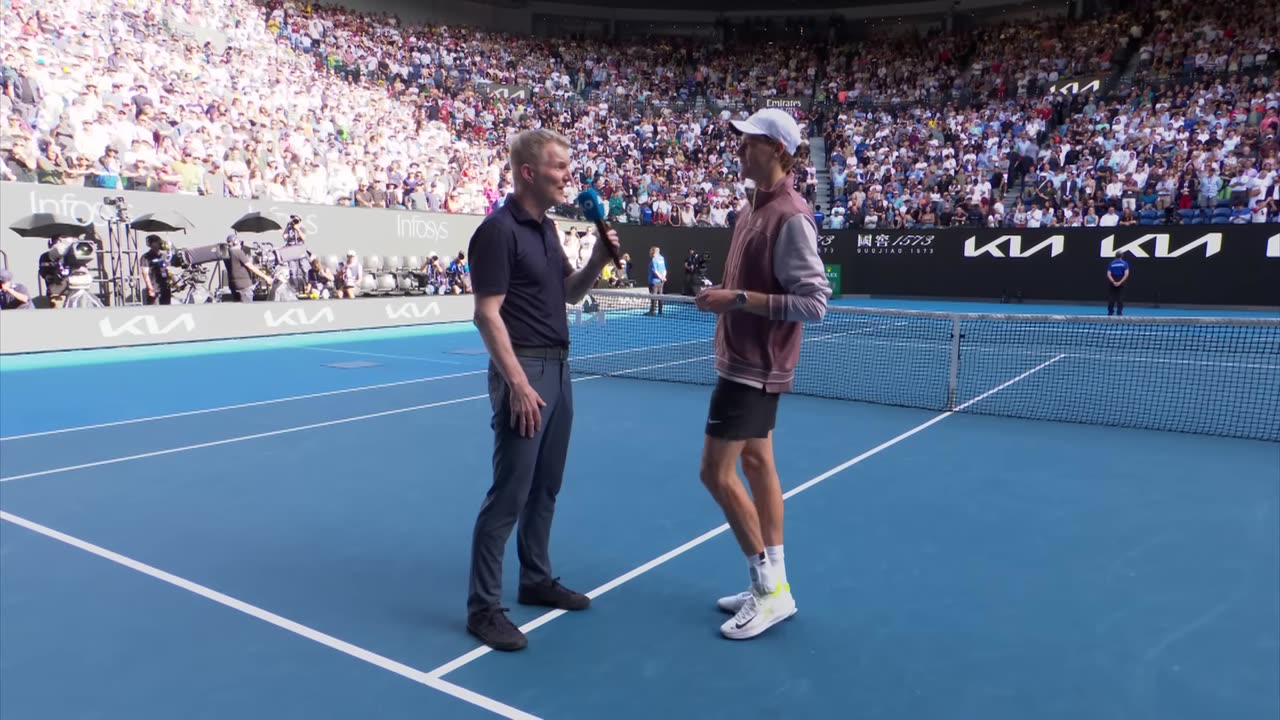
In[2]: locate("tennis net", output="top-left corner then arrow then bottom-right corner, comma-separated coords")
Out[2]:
566,290 -> 1280,443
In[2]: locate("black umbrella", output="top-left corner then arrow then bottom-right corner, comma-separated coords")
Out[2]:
130,211 -> 194,233
231,211 -> 282,233
7,212 -> 93,238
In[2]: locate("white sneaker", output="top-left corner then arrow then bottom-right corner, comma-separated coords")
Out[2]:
720,583 -> 797,640
718,586 -> 799,616
717,590 -> 753,614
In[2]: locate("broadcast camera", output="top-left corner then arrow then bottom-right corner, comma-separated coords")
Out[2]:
684,250 -> 713,296
247,240 -> 302,302
100,195 -> 130,223
39,236 -> 102,308
166,245 -> 218,304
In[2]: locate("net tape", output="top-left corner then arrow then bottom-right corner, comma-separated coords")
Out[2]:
566,290 -> 1280,443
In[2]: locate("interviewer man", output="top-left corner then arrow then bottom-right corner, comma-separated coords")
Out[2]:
464,128 -> 620,651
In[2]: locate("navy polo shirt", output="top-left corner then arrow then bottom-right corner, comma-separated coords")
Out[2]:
1108,257 -> 1129,279
468,195 -> 574,349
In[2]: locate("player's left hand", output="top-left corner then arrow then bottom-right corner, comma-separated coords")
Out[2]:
695,288 -> 737,314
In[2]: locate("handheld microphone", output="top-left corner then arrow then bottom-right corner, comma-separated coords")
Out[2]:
575,188 -> 623,269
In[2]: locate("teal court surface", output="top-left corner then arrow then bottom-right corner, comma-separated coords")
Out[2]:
1,292 -> 1277,720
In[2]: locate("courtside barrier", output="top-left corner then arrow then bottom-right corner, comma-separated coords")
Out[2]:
606,225 -> 1280,308
0,183 -> 486,293
0,295 -> 475,354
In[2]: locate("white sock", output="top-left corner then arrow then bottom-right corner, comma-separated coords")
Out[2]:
747,552 -> 777,594
765,545 -> 787,587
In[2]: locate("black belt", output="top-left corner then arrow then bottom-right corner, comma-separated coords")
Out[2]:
513,345 -> 569,361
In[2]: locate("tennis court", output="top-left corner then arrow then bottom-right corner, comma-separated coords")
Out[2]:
1,292 -> 1277,720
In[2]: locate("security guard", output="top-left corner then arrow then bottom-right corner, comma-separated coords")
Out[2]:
1107,251 -> 1130,316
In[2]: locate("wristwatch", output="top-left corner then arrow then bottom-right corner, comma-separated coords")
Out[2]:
734,291 -> 748,307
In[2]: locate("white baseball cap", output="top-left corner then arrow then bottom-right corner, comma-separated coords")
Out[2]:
730,109 -> 803,155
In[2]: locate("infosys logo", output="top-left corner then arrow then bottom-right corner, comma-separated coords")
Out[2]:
396,214 -> 449,242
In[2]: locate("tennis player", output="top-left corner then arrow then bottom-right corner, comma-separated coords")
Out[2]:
464,128 -> 620,652
694,109 -> 832,640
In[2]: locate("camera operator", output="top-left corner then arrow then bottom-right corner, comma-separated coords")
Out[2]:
0,269 -> 32,310
282,214 -> 307,246
683,248 -> 711,296
223,233 -> 274,302
280,214 -> 310,293
416,254 -> 446,295
140,234 -> 172,305
447,251 -> 471,294
304,257 -> 336,299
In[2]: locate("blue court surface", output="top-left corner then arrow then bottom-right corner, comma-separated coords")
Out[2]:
1,296 -> 1277,720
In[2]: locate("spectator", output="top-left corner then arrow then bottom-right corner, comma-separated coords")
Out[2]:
0,0 -> 1275,232
337,250 -> 363,299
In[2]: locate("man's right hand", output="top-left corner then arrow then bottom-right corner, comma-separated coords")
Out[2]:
508,380 -> 547,438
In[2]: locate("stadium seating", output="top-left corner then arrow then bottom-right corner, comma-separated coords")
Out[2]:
1,0 -> 1276,230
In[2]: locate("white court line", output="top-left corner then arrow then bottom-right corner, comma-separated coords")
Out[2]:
0,325 -> 973,481
0,511 -> 540,720
0,370 -> 489,442
0,353 -> 720,484
425,354 -> 1068,680
0,338 -> 709,443
805,320 -> 911,344
302,346 -> 462,365
0,393 -> 486,483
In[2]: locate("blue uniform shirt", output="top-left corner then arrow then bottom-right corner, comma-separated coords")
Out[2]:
650,253 -> 666,285
1108,257 -> 1129,279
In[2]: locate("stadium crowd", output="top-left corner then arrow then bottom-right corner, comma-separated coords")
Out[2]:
1,0 -> 1277,230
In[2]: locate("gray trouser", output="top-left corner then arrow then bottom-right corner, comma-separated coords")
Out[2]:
467,348 -> 574,613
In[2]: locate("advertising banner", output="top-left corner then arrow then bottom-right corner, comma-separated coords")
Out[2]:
1048,75 -> 1107,96
836,227 -> 1279,306
584,224 -> 1277,306
0,294 -> 476,354
824,263 -> 842,296
475,83 -> 531,101
762,96 -> 812,112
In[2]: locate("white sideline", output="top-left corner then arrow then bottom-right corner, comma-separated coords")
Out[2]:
0,511 -> 541,720
302,346 -> 463,365
424,355 -> 1068,679
0,337 -> 708,443
0,323 -> 1008,483
0,352 -> 723,484
0,393 -> 489,482
0,369 -> 490,442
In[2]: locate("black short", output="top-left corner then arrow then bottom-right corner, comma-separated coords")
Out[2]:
705,377 -> 780,440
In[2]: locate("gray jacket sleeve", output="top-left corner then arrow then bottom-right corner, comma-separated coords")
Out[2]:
767,214 -> 832,323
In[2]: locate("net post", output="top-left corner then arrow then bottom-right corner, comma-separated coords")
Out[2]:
947,316 -> 961,411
